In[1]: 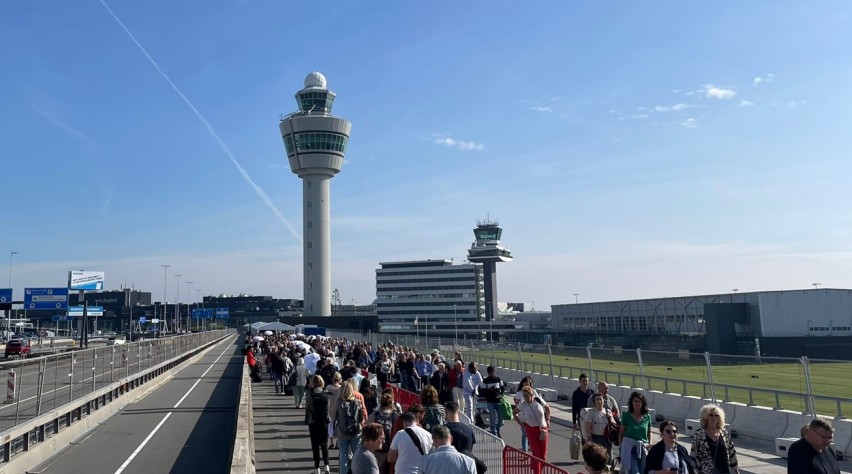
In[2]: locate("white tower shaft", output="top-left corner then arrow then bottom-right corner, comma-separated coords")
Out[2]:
302,174 -> 331,316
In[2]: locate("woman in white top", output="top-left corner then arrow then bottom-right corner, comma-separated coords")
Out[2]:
514,386 -> 549,474
513,376 -> 550,453
585,393 -> 616,458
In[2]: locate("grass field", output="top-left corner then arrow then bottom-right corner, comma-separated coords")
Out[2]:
463,348 -> 852,417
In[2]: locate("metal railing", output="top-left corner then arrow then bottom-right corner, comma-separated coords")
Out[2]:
327,330 -> 852,419
0,330 -> 234,467
503,445 -> 570,474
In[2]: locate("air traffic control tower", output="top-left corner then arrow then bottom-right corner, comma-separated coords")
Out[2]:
280,72 -> 351,316
467,219 -> 513,326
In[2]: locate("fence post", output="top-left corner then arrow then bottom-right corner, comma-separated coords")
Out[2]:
69,355 -> 75,403
491,336 -> 496,368
704,352 -> 717,404
586,345 -> 594,383
636,348 -> 647,394
516,342 -> 522,371
14,359 -> 24,425
547,344 -> 554,379
36,358 -> 47,416
801,356 -> 816,418
92,348 -> 97,393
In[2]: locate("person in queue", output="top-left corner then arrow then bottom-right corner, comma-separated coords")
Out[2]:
514,385 -> 549,474
585,393 -> 616,459
690,405 -> 739,474
324,371 -> 343,450
582,442 -> 611,474
572,373 -> 595,430
480,365 -> 506,438
351,423 -> 385,474
294,356 -> 308,408
419,425 -> 477,474
588,381 -> 620,417
513,376 -> 550,453
619,391 -> 652,474
305,375 -> 331,474
644,420 -> 695,474
444,401 -> 476,454
461,362 -> 483,421
336,379 -> 366,474
787,418 -> 840,474
387,412 -> 432,474
429,362 -> 452,405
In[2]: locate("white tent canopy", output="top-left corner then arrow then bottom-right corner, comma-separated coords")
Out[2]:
256,322 -> 295,332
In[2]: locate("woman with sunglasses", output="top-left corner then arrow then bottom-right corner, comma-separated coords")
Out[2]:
690,405 -> 739,474
643,421 -> 695,474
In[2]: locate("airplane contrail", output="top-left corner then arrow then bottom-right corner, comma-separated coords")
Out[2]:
99,0 -> 302,243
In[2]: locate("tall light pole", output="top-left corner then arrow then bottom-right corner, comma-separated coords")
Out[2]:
160,265 -> 170,332
813,283 -> 821,289
7,252 -> 17,338
186,281 -> 194,333
573,293 -> 580,304
174,274 -> 182,333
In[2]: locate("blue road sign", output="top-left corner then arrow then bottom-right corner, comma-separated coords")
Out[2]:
51,315 -> 73,322
215,308 -> 229,319
192,309 -> 213,319
24,288 -> 69,310
0,289 -> 11,303
68,306 -> 104,317
139,317 -> 147,324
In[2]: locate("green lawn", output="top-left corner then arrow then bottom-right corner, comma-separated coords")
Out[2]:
465,348 -> 852,417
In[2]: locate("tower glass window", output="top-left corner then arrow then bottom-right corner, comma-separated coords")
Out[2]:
284,132 -> 348,154
298,92 -> 335,112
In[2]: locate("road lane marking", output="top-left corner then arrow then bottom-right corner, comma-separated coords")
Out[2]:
113,339 -> 235,474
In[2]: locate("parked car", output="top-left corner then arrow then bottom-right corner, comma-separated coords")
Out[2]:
106,336 -> 126,346
5,339 -> 31,358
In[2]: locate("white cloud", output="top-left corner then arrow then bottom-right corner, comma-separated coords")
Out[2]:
654,103 -> 695,112
681,118 -> 698,128
738,100 -> 755,107
671,103 -> 693,111
529,105 -> 553,113
433,135 -> 484,152
631,114 -> 650,120
753,73 -> 776,87
549,96 -> 562,102
703,84 -> 736,100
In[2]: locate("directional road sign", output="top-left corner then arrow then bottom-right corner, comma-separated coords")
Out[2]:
192,309 -> 213,319
24,288 -> 69,310
68,306 -> 104,317
0,289 -> 11,303
51,315 -> 73,322
215,308 -> 230,319
139,317 -> 147,324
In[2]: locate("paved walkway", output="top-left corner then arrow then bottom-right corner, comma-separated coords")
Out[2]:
251,378 -> 850,473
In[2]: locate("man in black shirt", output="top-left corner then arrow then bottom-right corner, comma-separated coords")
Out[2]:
787,418 -> 840,474
571,373 -> 595,429
444,401 -> 476,453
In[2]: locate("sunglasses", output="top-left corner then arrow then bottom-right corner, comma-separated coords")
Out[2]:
707,413 -> 719,417
664,429 -> 678,435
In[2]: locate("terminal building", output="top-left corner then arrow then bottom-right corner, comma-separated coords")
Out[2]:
552,288 -> 852,358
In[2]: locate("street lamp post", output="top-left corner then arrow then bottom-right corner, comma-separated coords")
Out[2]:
7,252 -> 17,338
174,274 -> 182,333
160,265 -> 170,333
573,293 -> 580,304
453,304 -> 458,350
186,281 -> 194,334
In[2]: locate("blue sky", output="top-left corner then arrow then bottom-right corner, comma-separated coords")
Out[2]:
2,1 -> 851,308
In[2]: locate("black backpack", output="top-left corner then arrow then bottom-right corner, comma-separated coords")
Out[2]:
339,400 -> 362,437
373,410 -> 397,453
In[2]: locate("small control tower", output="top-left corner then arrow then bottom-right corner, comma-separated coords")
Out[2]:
280,72 -> 351,317
467,219 -> 513,325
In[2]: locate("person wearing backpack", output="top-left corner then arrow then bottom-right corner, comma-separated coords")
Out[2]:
306,375 -> 331,474
336,379 -> 366,474
419,385 -> 446,434
479,365 -> 506,438
367,392 -> 399,471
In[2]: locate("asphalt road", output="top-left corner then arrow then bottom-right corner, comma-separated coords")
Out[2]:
33,335 -> 243,474
0,338 -> 189,432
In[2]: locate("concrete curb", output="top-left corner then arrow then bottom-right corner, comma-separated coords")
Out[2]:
229,360 -> 255,474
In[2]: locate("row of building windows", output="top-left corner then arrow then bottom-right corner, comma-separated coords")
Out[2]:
376,277 -> 476,284
376,268 -> 477,277
377,285 -> 476,292
376,302 -> 476,308
810,326 -> 852,331
377,293 -> 478,300
298,91 -> 335,112
377,310 -> 482,316
283,132 -> 348,154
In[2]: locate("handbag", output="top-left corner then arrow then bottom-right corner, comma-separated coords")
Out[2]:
569,429 -> 581,460
498,397 -> 514,421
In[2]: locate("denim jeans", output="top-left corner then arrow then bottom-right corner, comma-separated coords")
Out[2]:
487,402 -> 504,437
520,428 -> 529,452
338,436 -> 361,474
271,370 -> 283,393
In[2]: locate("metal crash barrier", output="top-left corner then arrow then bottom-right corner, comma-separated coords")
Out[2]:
502,445 -> 570,474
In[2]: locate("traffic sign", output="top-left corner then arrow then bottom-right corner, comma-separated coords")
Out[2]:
24,288 -> 69,310
139,317 -> 147,324
192,309 -> 213,319
68,271 -> 105,291
68,306 -> 104,317
151,318 -> 160,324
0,289 -> 11,303
51,315 -> 73,322
215,308 -> 229,319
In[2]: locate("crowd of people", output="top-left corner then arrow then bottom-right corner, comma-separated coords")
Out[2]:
245,333 -> 842,474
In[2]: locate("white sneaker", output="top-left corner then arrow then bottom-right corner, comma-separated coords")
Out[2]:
324,466 -> 330,474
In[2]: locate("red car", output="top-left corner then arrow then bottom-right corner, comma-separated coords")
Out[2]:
4,339 -> 31,358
